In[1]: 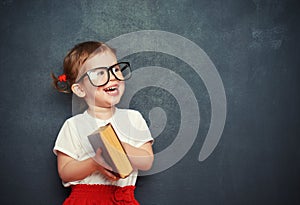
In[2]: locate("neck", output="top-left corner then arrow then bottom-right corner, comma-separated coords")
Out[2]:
87,106 -> 116,120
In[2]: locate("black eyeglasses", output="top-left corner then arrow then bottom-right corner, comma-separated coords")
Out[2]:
76,62 -> 132,87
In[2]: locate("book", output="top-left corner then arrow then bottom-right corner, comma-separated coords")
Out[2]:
87,123 -> 133,179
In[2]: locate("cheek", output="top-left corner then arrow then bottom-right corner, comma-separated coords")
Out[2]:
119,82 -> 125,94
83,83 -> 99,99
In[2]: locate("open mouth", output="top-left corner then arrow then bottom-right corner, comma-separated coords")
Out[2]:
103,86 -> 118,93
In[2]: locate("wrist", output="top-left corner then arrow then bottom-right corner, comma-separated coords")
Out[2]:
89,157 -> 100,172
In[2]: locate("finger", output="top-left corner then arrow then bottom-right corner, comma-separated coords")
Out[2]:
96,148 -> 102,155
94,148 -> 113,171
101,161 -> 113,171
96,157 -> 113,171
103,169 -> 119,181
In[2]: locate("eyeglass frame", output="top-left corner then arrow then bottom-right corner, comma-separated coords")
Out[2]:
75,62 -> 132,87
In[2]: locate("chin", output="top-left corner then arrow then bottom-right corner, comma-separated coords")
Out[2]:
103,97 -> 121,108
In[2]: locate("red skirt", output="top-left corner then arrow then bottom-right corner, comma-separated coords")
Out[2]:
63,184 -> 140,205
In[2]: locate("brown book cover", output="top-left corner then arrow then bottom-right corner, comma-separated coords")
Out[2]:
87,123 -> 133,178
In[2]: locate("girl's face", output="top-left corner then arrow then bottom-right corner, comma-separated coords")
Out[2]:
78,51 -> 125,108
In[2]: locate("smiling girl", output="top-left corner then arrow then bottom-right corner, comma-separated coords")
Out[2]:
52,41 -> 153,205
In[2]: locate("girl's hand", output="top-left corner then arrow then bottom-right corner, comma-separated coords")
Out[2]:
93,148 -> 120,181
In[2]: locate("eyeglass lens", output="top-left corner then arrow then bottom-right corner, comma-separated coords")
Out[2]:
88,62 -> 131,86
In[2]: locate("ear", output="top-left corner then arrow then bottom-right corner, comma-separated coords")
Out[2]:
71,84 -> 86,98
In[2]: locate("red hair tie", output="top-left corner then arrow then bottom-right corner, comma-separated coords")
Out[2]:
58,74 -> 67,82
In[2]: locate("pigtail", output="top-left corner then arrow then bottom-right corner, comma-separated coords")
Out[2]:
51,41 -> 114,94
51,73 -> 72,93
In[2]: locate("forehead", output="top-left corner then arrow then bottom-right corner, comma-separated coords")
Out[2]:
82,51 -> 117,71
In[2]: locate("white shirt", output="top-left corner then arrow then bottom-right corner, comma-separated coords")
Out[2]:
53,108 -> 153,187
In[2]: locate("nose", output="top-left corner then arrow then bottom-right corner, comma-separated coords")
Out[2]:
108,69 -> 117,81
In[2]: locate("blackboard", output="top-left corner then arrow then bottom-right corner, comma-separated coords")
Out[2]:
0,0 -> 299,204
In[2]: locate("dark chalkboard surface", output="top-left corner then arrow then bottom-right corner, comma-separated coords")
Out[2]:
0,0 -> 299,204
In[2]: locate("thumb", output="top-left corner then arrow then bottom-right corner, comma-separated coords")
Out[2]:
94,148 -> 112,171
96,148 -> 102,155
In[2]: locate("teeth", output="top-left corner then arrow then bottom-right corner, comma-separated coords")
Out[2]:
105,86 -> 117,91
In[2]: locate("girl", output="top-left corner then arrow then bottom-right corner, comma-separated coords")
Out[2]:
52,41 -> 154,205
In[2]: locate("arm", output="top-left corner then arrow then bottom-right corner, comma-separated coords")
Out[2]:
122,141 -> 154,171
57,150 -> 118,183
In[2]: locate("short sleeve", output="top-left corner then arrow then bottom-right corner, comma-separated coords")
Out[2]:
112,109 -> 154,148
130,111 -> 153,146
53,120 -> 81,160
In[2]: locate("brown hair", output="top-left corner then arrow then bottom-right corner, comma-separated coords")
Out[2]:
51,41 -> 115,93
